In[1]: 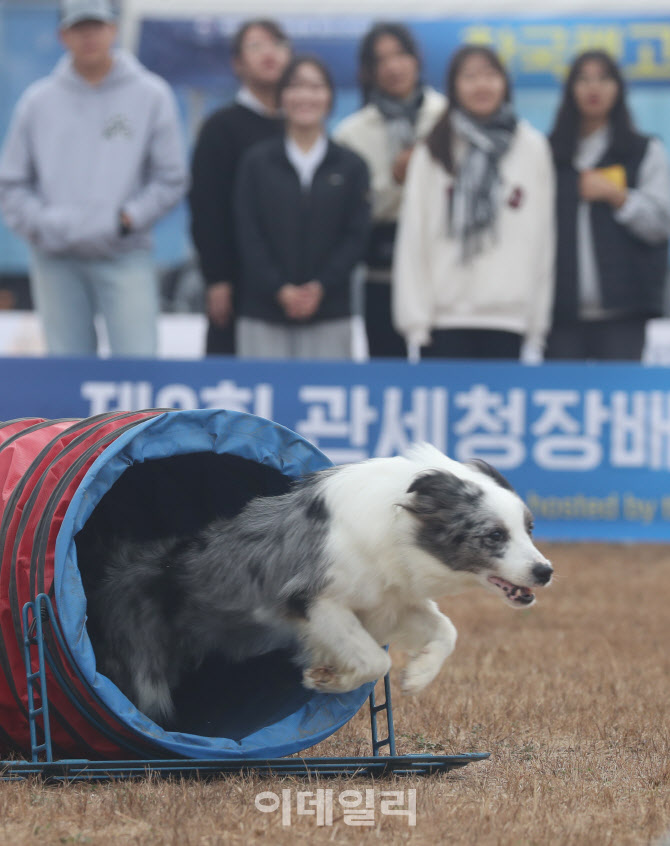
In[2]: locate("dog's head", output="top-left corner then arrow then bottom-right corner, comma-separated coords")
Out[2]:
401,454 -> 552,608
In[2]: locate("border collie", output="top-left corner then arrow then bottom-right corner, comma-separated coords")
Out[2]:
86,444 -> 553,722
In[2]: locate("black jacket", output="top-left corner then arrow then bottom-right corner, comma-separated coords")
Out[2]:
554,132 -> 668,323
189,103 -> 284,286
235,137 -> 371,324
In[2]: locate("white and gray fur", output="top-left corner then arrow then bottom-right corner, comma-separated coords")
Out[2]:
86,444 -> 553,723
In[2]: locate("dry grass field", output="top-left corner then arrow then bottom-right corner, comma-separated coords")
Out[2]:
1,542 -> 669,845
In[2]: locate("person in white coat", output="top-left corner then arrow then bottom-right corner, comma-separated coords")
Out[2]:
392,44 -> 555,362
334,22 -> 445,357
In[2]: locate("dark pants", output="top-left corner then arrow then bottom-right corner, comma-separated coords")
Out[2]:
364,282 -> 407,358
421,328 -> 523,360
206,321 -> 236,356
545,317 -> 648,361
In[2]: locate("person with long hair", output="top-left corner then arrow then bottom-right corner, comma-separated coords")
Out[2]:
392,44 -> 555,360
189,19 -> 292,356
234,56 -> 370,359
334,22 -> 446,357
546,50 -> 670,360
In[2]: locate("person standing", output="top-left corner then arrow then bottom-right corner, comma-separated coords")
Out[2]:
0,0 -> 187,357
234,56 -> 370,359
189,19 -> 291,356
334,22 -> 446,357
546,50 -> 670,361
392,45 -> 555,362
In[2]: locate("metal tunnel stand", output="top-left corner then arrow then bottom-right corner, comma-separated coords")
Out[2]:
0,594 -> 490,782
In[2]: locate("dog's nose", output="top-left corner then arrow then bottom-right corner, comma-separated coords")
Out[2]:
532,563 -> 553,585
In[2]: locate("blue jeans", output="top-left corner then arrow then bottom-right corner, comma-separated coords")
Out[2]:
29,249 -> 159,356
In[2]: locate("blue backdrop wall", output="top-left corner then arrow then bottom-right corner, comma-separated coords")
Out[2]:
2,5 -> 670,275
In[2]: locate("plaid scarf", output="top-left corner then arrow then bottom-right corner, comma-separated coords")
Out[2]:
449,103 -> 517,262
369,85 -> 425,160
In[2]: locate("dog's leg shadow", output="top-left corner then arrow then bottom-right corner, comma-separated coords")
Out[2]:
299,599 -> 391,694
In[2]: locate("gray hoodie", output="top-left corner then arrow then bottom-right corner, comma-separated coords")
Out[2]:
0,49 -> 187,258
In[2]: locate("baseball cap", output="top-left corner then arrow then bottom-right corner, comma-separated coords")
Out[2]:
60,0 -> 117,29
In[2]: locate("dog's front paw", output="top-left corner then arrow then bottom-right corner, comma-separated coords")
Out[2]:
401,649 -> 443,695
302,666 -> 338,691
302,658 -> 389,693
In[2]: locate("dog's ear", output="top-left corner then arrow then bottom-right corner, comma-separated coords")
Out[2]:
466,459 -> 515,493
404,470 -> 481,518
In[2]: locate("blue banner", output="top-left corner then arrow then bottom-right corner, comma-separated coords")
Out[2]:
139,14 -> 670,90
415,16 -> 670,87
2,358 -> 670,542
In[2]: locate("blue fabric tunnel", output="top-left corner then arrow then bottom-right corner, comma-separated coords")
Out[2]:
53,408 -> 374,760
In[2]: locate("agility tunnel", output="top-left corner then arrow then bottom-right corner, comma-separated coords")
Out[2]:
0,408 -> 383,763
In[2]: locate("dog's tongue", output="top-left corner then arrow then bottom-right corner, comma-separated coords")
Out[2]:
488,575 -> 534,604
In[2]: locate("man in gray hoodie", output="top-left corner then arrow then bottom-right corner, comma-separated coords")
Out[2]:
0,0 -> 188,356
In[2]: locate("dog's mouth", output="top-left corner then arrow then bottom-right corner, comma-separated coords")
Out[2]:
487,575 -> 535,606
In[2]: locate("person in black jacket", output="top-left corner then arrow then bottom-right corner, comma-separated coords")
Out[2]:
546,50 -> 670,361
234,55 -> 371,359
189,19 -> 291,355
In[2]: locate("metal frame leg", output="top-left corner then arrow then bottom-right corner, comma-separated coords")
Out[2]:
22,596 -> 54,763
369,671 -> 396,756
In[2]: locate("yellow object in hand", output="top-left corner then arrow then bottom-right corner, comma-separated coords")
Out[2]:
593,164 -> 626,189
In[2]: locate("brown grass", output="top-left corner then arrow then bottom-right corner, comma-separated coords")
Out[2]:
1,543 -> 669,845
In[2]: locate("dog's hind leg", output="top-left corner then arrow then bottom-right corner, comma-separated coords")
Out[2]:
93,582 -> 178,724
299,598 -> 391,693
391,600 -> 457,694
132,662 -> 176,724
98,628 -> 177,723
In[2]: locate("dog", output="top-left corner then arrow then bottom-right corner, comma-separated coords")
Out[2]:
85,443 -> 553,723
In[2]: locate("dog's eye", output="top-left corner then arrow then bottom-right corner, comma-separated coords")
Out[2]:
486,528 -> 507,544
527,520 -> 534,536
